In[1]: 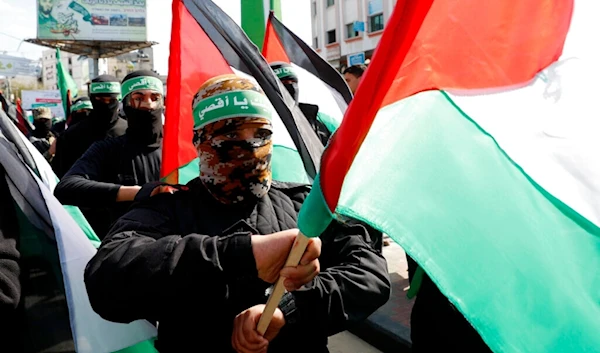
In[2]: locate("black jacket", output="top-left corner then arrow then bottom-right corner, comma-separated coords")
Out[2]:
28,134 -> 55,162
52,116 -> 127,178
84,179 -> 391,353
54,135 -> 161,239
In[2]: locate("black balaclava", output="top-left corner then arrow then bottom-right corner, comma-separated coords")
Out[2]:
270,62 -> 299,104
32,107 -> 52,138
33,119 -> 52,138
69,96 -> 93,127
89,75 -> 121,125
121,70 -> 164,148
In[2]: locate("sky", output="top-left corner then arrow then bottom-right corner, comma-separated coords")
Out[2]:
0,0 -> 312,75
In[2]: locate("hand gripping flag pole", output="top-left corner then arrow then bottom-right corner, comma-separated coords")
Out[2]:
257,231 -> 310,335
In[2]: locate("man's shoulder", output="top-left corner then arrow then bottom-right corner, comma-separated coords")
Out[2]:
269,181 -> 312,206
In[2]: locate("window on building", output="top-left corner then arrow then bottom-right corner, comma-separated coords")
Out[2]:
346,23 -> 359,39
68,69 -> 73,76
368,13 -> 384,32
313,36 -> 319,48
68,57 -> 72,65
326,29 -> 336,44
312,1 -> 317,17
326,0 -> 334,7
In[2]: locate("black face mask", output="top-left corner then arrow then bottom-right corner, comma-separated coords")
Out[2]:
69,110 -> 91,127
284,82 -> 299,104
33,119 -> 52,138
124,105 -> 163,147
91,96 -> 119,124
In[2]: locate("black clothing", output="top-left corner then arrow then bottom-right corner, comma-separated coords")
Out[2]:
411,273 -> 492,353
32,119 -> 52,139
51,114 -> 127,178
51,119 -> 66,136
28,134 -> 55,161
298,103 -> 332,147
54,135 -> 161,238
52,77 -> 125,179
0,119 -> 75,352
84,179 -> 391,353
123,106 -> 163,148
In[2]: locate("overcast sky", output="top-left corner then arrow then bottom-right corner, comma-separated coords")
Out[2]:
0,0 -> 312,75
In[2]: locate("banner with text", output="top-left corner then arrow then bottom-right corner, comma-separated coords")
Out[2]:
37,0 -> 147,42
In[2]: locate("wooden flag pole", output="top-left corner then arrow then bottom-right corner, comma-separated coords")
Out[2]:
257,232 -> 310,335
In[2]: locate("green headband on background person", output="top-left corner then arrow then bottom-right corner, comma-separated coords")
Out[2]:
70,99 -> 94,112
89,81 -> 121,95
192,90 -> 274,130
121,75 -> 164,99
272,63 -> 298,81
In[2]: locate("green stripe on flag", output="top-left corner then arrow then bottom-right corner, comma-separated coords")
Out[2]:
332,90 -> 600,353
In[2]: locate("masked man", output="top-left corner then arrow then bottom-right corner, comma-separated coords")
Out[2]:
270,62 -> 336,147
54,70 -> 163,239
52,75 -> 127,178
28,107 -> 55,161
83,74 -> 391,352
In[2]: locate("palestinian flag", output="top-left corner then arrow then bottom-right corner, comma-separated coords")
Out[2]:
0,110 -> 158,353
297,0 -> 600,352
262,11 -> 352,133
163,0 -> 325,185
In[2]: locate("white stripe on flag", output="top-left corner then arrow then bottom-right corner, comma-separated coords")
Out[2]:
292,63 -> 346,124
32,170 -> 157,353
448,58 -> 600,226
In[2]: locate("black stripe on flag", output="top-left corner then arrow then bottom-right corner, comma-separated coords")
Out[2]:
269,12 -> 353,105
182,0 -> 324,179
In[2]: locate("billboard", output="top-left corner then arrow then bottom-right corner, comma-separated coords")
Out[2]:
21,90 -> 66,119
37,0 -> 147,42
0,55 -> 41,77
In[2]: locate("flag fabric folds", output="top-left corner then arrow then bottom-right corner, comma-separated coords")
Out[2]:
262,11 -> 352,129
163,0 -> 325,185
297,0 -> 600,352
0,109 -> 158,353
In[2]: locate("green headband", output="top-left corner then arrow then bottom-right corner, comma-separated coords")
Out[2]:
71,100 -> 93,112
90,82 -> 121,94
192,90 -> 273,130
121,76 -> 164,98
273,65 -> 297,80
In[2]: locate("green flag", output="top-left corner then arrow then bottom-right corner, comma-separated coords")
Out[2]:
241,0 -> 281,50
56,48 -> 78,118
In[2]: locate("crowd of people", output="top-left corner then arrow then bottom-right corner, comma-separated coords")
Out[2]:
0,62 -> 492,352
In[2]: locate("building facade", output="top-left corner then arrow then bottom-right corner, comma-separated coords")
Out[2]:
104,48 -> 155,81
41,48 -> 155,96
311,0 -> 397,71
41,49 -> 90,94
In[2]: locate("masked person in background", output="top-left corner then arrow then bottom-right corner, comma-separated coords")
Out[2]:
54,70 -> 163,239
28,107 -> 56,162
68,96 -> 93,128
83,74 -> 390,353
270,62 -> 336,147
52,75 -> 127,178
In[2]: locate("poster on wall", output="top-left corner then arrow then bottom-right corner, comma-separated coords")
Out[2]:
21,90 -> 66,119
37,0 -> 147,42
